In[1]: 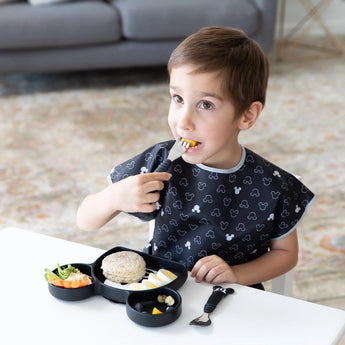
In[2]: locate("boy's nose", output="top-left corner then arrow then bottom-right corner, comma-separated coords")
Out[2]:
177,107 -> 194,131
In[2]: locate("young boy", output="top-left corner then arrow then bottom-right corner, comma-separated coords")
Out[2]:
77,27 -> 315,288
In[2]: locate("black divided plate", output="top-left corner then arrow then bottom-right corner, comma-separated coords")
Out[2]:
47,246 -> 188,303
126,287 -> 182,327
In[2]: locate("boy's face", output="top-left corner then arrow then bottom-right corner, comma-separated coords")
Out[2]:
168,64 -> 243,169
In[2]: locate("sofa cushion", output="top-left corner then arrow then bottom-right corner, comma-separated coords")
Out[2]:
0,0 -> 18,4
28,0 -> 75,6
0,1 -> 121,50
112,0 -> 259,40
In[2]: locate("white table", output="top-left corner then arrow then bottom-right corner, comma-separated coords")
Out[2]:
1,227 -> 344,345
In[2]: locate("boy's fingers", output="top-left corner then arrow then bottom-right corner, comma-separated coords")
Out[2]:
139,202 -> 158,213
140,179 -> 167,194
191,256 -> 222,282
143,191 -> 161,204
191,257 -> 211,282
141,172 -> 171,182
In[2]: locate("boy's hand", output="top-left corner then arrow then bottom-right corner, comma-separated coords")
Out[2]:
191,255 -> 238,285
110,172 -> 171,213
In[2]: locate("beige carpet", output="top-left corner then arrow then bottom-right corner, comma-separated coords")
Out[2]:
1,52 -> 344,302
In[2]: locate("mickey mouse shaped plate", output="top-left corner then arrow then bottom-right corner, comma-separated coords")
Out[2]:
45,246 -> 187,327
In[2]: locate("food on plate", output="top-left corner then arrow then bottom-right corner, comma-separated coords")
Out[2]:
150,295 -> 176,315
157,294 -> 167,303
157,294 -> 175,306
182,138 -> 198,147
148,273 -> 165,287
101,251 -> 146,284
127,282 -> 143,290
134,302 -> 144,313
152,307 -> 163,315
164,295 -> 175,306
126,268 -> 178,290
45,263 -> 92,288
141,279 -> 157,289
157,268 -> 177,283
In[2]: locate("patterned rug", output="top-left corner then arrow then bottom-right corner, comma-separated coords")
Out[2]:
1,53 -> 344,302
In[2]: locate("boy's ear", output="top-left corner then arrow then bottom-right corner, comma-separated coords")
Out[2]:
238,101 -> 262,130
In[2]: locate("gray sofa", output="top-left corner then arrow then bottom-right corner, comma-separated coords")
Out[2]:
0,0 -> 277,74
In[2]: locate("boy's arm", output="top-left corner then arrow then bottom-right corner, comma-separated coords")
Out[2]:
76,183 -> 121,231
191,230 -> 298,286
76,172 -> 171,231
231,230 -> 298,286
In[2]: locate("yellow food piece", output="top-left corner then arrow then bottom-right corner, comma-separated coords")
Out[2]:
148,273 -> 165,287
141,279 -> 157,289
182,139 -> 198,147
157,295 -> 167,303
152,307 -> 163,315
165,295 -> 175,306
158,269 -> 177,281
127,283 -> 143,290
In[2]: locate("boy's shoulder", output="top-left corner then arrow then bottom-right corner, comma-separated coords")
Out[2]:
243,147 -> 298,182
241,147 -> 316,204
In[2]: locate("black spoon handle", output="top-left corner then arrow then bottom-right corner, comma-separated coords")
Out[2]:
203,286 -> 235,314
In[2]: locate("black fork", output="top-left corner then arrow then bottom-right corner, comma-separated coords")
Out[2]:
189,286 -> 235,327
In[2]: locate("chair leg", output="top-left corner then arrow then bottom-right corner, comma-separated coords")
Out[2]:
148,220 -> 155,240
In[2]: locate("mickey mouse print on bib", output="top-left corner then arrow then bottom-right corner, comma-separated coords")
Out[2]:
109,140 -> 315,270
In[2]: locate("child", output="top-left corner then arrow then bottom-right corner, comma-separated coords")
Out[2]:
77,27 -> 315,288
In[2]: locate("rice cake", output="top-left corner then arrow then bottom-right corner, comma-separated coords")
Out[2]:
101,251 -> 146,284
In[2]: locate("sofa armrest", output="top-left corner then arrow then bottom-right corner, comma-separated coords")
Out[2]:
251,0 -> 278,52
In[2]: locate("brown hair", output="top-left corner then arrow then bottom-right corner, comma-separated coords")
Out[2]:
168,26 -> 269,117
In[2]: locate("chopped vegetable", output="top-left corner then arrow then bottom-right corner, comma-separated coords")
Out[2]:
57,263 -> 79,280
44,269 -> 61,282
45,264 -> 92,289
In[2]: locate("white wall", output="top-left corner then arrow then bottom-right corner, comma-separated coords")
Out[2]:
278,0 -> 345,36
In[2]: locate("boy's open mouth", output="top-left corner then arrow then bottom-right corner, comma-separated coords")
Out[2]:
181,138 -> 201,148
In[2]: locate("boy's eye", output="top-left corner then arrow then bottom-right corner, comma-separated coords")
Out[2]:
200,101 -> 214,110
173,95 -> 184,104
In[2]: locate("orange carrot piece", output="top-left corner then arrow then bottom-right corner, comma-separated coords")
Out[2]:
62,280 -> 72,288
70,278 -> 90,288
83,277 -> 91,286
78,278 -> 87,287
49,276 -> 90,288
50,278 -> 64,287
71,280 -> 80,288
